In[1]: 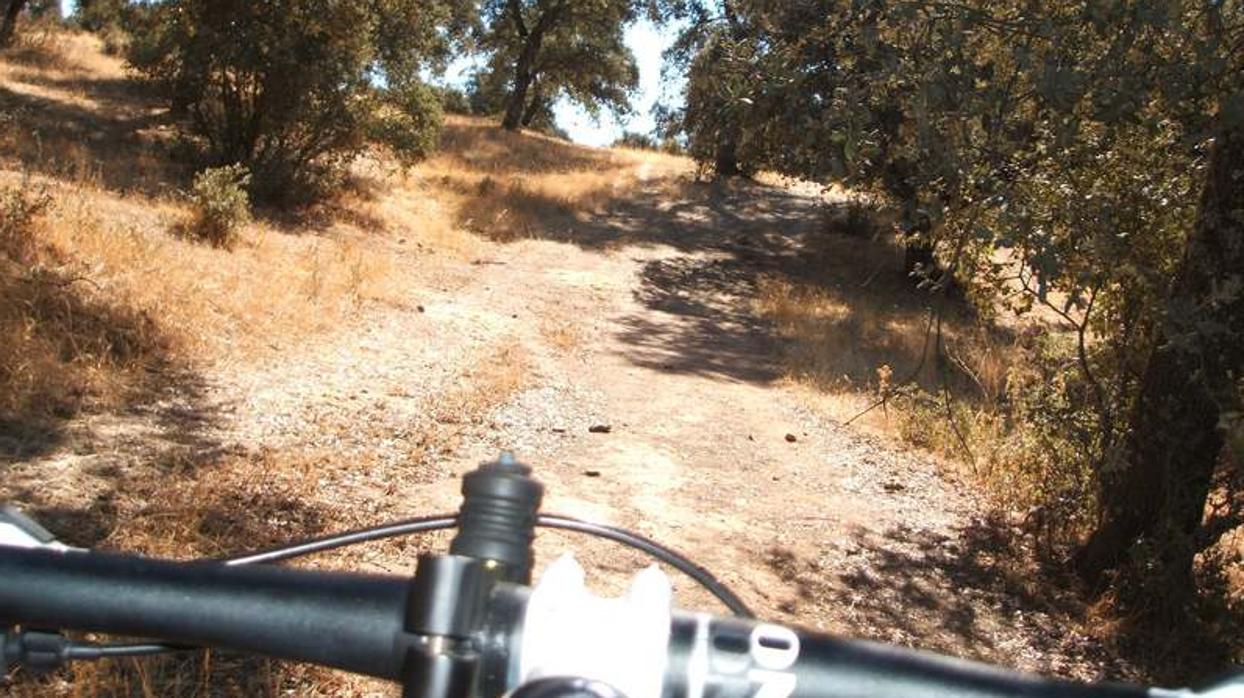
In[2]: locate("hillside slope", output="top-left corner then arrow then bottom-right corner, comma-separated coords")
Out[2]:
2,29 -> 1151,697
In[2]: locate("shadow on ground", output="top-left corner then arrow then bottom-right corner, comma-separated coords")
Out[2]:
478,174 -> 978,390
762,519 -> 1136,679
0,74 -> 180,198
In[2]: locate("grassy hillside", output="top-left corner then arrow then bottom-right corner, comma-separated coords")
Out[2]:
0,27 -> 688,450
0,25 -> 697,697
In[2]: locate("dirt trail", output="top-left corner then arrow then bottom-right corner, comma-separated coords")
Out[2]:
434,177 -> 1123,680
3,173 -> 1131,688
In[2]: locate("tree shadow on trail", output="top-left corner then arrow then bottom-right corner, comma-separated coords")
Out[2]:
618,255 -> 785,383
547,177 -> 961,389
761,519 -> 1138,682
589,180 -> 1003,398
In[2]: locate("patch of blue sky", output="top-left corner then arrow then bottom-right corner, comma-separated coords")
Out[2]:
59,1 -> 684,148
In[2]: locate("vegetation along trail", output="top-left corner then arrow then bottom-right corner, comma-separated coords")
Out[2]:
3,10 -> 1238,695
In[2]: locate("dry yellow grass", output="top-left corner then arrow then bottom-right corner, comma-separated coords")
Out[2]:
0,28 -> 688,435
539,317 -> 586,353
750,229 -> 1092,528
751,237 -> 1014,450
417,116 -> 691,243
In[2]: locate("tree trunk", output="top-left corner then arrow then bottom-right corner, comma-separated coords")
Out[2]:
501,47 -> 536,130
501,3 -> 559,132
1075,125 -> 1244,597
713,0 -> 744,177
520,77 -> 542,128
714,132 -> 742,177
1,0 -> 29,48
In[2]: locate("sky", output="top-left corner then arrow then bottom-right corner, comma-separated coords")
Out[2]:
59,1 -> 682,148
442,19 -> 684,148
553,19 -> 683,147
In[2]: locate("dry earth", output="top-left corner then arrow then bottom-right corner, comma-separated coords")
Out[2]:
2,166 -> 1139,693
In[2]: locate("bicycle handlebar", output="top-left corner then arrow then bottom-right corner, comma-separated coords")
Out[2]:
1,456 -> 1237,698
0,546 -> 411,680
1,545 -> 1226,698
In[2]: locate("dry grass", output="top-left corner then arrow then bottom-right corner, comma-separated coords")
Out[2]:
0,27 -> 692,697
426,343 -> 531,452
751,233 -> 1023,484
3,448 -> 395,697
1,30 -> 420,362
751,224 -> 1112,535
416,117 -> 691,243
539,317 -> 586,353
754,227 -> 1008,407
4,338 -> 533,696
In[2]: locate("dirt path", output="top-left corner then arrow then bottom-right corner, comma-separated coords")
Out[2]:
3,174 -> 1132,690
432,177 -> 1124,680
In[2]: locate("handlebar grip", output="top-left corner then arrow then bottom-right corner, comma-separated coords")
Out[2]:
0,547 -> 411,680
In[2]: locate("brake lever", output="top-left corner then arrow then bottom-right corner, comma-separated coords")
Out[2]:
0,505 -> 69,551
1,629 -> 72,675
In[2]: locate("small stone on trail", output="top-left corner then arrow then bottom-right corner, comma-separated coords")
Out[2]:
748,434 -> 755,441
785,433 -> 797,443
589,424 -> 612,434
583,470 -> 602,477
417,305 -> 425,313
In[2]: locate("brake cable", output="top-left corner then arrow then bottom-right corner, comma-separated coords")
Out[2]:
224,513 -> 754,618
31,512 -> 751,662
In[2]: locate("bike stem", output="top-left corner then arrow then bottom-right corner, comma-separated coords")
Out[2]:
401,453 -> 544,698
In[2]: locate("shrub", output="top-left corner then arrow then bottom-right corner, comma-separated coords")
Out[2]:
75,0 -> 132,54
127,0 -> 459,205
370,83 -> 444,168
436,85 -> 472,115
612,131 -> 657,150
187,164 -> 251,249
0,178 -> 51,263
127,0 -> 371,203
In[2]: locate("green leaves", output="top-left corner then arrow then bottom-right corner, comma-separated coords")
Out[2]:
474,0 -> 638,130
128,0 -> 452,203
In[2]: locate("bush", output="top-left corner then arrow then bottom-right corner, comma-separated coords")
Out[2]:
188,164 -> 251,249
370,83 -> 444,168
127,0 -> 459,204
127,0 -> 375,203
612,131 -> 657,150
436,85 -> 471,115
75,0 -> 132,54
0,178 -> 51,263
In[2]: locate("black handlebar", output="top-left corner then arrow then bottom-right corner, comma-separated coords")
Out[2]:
0,547 -> 411,681
2,545 -> 1215,698
1,456 -> 1235,698
663,614 -> 1153,698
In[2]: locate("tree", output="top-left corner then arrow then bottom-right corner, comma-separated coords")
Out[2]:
1,0 -> 29,47
75,0 -> 128,31
128,0 -> 470,202
1077,124 -> 1244,593
654,0 -> 752,176
75,0 -> 139,54
477,0 -> 639,131
675,0 -> 1243,611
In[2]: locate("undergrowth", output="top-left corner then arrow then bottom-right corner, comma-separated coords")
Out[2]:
186,164 -> 251,249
